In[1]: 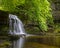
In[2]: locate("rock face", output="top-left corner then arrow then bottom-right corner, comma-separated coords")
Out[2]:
0,10 -> 9,34
0,10 -> 9,25
51,0 -> 60,22
0,11 -> 11,48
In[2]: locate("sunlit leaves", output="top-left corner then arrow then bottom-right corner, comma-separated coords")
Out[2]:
24,0 -> 53,31
0,0 -> 53,31
0,0 -> 25,12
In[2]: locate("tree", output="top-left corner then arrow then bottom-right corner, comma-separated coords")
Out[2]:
0,0 -> 53,31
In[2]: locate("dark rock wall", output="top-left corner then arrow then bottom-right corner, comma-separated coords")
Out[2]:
51,0 -> 60,21
0,10 -> 9,25
0,10 -> 9,34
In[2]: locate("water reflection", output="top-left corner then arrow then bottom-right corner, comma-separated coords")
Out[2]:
9,14 -> 60,48
24,36 -> 60,48
13,37 -> 25,48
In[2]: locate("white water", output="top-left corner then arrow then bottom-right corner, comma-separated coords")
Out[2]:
9,14 -> 26,35
9,14 -> 26,48
9,14 -> 37,48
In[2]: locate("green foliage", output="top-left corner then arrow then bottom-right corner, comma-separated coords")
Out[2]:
0,0 -> 53,31
0,0 -> 25,12
19,0 -> 53,31
54,23 -> 60,33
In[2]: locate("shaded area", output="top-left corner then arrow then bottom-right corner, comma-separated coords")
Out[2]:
0,10 -> 9,35
24,35 -> 60,48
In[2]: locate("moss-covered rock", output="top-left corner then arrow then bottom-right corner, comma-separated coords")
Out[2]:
0,40 -> 11,48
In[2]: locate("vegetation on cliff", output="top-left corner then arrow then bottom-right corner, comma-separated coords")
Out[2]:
0,0 -> 53,31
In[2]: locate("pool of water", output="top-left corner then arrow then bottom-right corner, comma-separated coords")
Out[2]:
23,36 -> 60,48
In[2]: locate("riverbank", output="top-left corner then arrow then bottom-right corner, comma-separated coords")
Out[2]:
0,33 -> 60,48
24,34 -> 60,48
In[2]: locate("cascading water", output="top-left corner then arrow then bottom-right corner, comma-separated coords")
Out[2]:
9,14 -> 26,35
9,14 -> 26,48
9,14 -> 37,48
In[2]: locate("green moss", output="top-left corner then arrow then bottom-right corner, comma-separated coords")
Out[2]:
54,23 -> 60,33
0,41 -> 11,48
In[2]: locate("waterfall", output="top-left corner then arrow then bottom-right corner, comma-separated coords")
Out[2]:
9,14 -> 26,48
9,14 -> 37,48
9,14 -> 26,35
